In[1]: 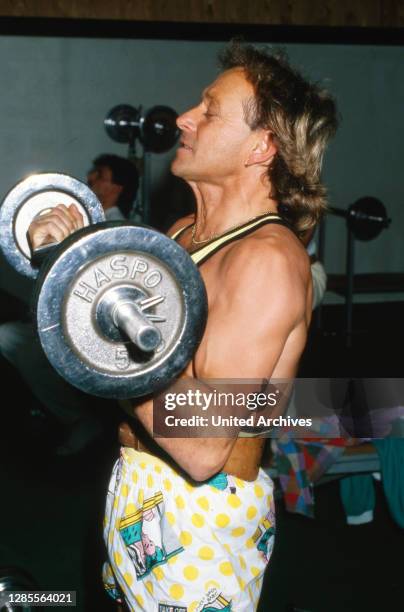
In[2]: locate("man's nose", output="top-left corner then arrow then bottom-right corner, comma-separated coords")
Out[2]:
176,108 -> 197,132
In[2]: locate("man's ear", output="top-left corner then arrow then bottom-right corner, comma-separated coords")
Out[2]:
245,131 -> 277,166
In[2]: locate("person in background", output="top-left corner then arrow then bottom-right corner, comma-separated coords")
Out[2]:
87,153 -> 139,220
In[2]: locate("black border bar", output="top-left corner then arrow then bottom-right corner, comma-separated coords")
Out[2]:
0,17 -> 403,45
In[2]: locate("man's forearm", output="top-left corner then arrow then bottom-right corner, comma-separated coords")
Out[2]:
132,400 -> 236,481
124,376 -> 278,480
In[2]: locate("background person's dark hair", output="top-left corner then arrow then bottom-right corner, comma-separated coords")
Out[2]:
93,154 -> 139,217
219,41 -> 338,234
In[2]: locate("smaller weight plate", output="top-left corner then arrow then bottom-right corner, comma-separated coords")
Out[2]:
0,173 -> 105,278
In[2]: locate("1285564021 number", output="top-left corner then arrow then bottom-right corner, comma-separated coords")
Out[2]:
3,591 -> 76,606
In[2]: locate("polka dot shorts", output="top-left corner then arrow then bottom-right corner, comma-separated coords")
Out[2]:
103,448 -> 275,611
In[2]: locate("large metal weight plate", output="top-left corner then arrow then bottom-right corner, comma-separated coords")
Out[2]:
0,173 -> 105,278
34,222 -> 207,399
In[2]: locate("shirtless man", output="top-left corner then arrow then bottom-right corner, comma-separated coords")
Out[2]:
29,43 -> 337,611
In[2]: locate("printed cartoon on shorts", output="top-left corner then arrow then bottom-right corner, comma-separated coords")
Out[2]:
252,508 -> 275,562
119,491 -> 184,579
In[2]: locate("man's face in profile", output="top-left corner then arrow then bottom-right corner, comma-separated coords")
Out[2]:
171,68 -> 256,184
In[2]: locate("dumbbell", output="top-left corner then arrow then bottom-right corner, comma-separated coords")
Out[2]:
0,174 -> 207,399
329,197 -> 391,241
104,104 -> 179,153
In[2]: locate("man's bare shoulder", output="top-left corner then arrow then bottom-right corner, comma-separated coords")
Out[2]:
166,214 -> 195,237
222,223 -> 309,280
215,224 -> 310,322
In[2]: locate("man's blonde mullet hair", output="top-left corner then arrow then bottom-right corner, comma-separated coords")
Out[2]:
219,41 -> 338,234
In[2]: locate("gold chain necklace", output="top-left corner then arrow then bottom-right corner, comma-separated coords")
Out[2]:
191,211 -> 278,246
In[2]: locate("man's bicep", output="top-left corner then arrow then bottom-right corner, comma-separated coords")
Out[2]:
197,300 -> 295,379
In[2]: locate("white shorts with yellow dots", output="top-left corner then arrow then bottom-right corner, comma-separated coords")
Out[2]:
103,448 -> 275,611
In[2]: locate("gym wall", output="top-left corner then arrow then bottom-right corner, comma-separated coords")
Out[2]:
0,35 -> 402,304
